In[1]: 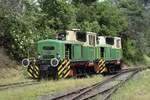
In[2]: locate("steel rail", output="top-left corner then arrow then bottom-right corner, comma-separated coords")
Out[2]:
80,70 -> 139,100
0,81 -> 40,91
49,66 -> 150,100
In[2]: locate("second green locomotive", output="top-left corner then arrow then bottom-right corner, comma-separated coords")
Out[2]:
22,29 -> 123,79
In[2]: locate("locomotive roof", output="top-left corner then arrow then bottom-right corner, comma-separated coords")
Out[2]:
38,39 -> 83,45
97,44 -> 112,48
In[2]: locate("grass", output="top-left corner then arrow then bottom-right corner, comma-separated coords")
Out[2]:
0,66 -> 33,85
0,68 -> 105,100
111,69 -> 150,100
143,55 -> 150,65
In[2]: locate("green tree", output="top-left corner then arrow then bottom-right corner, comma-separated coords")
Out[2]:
72,0 -> 97,5
118,0 -> 149,62
39,0 -> 77,31
75,2 -> 124,36
0,0 -> 56,60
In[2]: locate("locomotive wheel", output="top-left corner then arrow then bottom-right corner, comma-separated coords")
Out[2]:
52,68 -> 58,80
107,64 -> 120,74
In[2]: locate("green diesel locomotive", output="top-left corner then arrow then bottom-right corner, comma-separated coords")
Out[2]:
22,29 -> 123,79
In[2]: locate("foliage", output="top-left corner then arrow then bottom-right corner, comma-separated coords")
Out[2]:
117,0 -> 150,63
39,0 -> 77,31
72,0 -> 97,5
0,0 -> 55,60
75,2 -> 124,36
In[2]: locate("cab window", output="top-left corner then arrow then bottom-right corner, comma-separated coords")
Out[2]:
116,39 -> 121,48
106,37 -> 114,45
89,35 -> 95,46
76,32 -> 86,42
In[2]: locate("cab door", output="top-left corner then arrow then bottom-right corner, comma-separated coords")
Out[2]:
65,44 -> 72,59
72,45 -> 81,60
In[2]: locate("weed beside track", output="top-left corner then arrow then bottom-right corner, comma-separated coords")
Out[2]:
0,81 -> 40,91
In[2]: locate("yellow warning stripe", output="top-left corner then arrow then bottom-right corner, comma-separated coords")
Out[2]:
59,65 -> 70,78
34,66 -> 39,75
35,66 -> 39,70
97,64 -> 104,73
30,65 -> 39,76
99,64 -> 105,73
58,61 -> 69,75
64,61 -> 70,69
103,59 -> 105,63
58,61 -> 70,75
29,69 -> 33,73
97,59 -> 105,73
98,59 -> 103,65
27,72 -> 33,78
29,69 -> 37,78
28,65 -> 39,78
58,60 -> 68,70
59,75 -> 62,78
100,67 -> 106,73
28,69 -> 35,78
30,65 -> 34,70
35,70 -> 39,75
59,69 -> 70,78
99,61 -> 105,68
98,60 -> 103,65
34,74 -> 38,78
59,73 -> 63,78
99,59 -> 103,63
33,73 -> 38,78
63,66 -> 70,75
99,64 -> 105,71
64,70 -> 71,78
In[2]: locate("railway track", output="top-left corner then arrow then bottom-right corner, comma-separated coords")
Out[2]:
47,66 -> 150,100
0,80 -> 40,91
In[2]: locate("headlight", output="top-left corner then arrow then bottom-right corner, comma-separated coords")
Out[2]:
57,54 -> 60,58
50,58 -> 59,67
38,55 -> 41,59
22,58 -> 30,67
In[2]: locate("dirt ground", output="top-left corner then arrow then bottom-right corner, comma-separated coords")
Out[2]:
0,47 -> 16,68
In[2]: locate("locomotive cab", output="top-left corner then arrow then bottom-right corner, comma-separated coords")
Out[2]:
97,36 -> 122,73
58,29 -> 97,46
